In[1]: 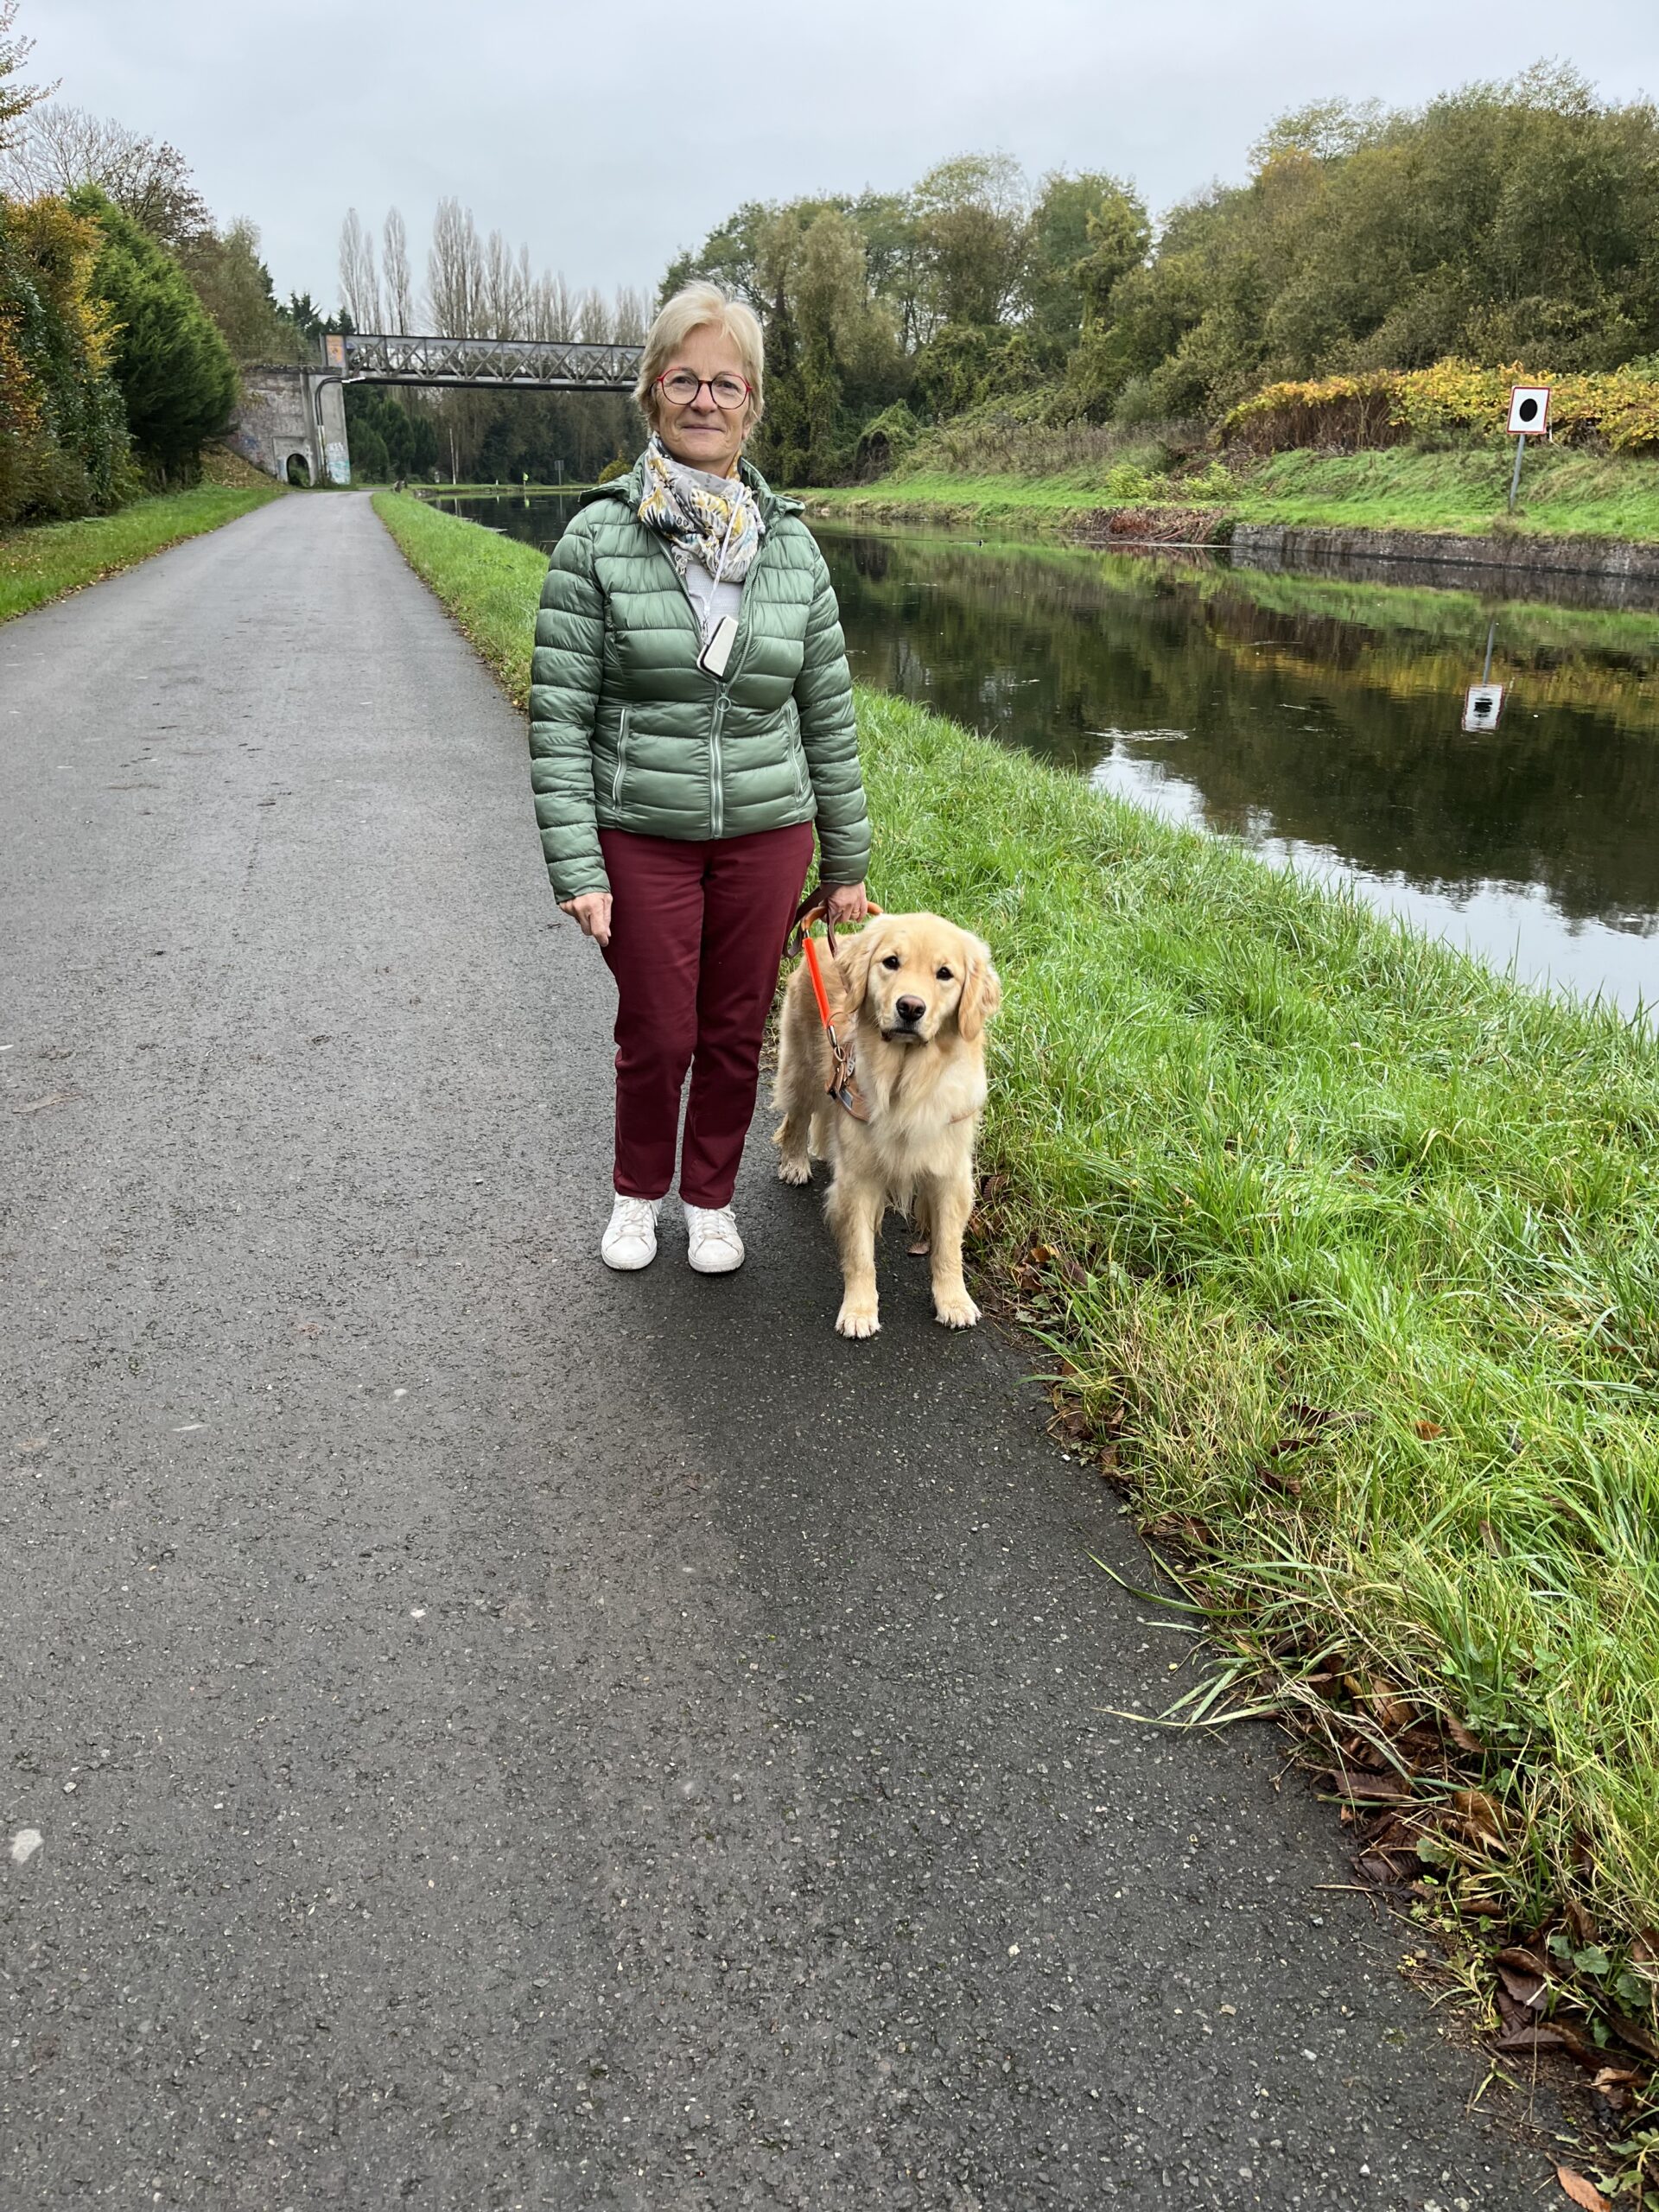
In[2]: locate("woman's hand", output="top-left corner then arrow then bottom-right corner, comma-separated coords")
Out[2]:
560,892 -> 613,948
824,881 -> 868,929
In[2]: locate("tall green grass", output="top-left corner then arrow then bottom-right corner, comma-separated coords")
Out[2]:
0,485 -> 283,621
804,443 -> 1659,543
374,488 -> 1659,1961
1238,444 -> 1659,538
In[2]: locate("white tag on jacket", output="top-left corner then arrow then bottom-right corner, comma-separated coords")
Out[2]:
697,614 -> 738,677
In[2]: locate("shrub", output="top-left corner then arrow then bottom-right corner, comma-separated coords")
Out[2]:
852,400 -> 921,480
0,191 -> 130,523
1225,359 -> 1659,457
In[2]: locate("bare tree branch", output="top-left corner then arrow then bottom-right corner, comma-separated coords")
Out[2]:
382,207 -> 414,334
0,101 -> 207,245
0,0 -> 54,149
338,207 -> 381,331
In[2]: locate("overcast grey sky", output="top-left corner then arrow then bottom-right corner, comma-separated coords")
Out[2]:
22,0 -> 1659,314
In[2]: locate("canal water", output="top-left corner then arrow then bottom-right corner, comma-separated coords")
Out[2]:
432,491 -> 1659,1017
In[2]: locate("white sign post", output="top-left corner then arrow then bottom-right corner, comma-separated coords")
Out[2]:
1506,384 -> 1552,512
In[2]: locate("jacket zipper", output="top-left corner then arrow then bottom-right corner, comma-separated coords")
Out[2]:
612,706 -> 632,807
703,526 -> 783,838
709,692 -> 727,839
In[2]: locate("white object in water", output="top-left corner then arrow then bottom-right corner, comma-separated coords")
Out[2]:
1462,683 -> 1505,734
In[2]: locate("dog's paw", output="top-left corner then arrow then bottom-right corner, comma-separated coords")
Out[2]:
776,1157 -> 812,1187
933,1292 -> 980,1330
836,1300 -> 881,1339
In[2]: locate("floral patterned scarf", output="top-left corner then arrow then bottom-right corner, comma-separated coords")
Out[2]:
637,434 -> 765,588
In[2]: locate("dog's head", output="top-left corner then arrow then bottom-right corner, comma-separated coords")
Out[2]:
835,912 -> 1001,1046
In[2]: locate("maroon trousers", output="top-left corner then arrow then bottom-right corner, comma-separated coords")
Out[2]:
598,823 -> 816,1208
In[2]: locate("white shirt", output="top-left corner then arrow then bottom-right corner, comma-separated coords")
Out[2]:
683,566 -> 745,642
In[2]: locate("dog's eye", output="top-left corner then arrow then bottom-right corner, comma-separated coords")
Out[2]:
936,967 -> 954,982
881,954 -> 901,970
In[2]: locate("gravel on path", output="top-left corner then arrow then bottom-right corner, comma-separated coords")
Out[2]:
2,492 -> 1554,2209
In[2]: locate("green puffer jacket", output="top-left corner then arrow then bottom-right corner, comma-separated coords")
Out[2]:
528,454 -> 870,902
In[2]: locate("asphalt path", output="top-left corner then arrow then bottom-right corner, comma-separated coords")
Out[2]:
3,493 -> 1554,2209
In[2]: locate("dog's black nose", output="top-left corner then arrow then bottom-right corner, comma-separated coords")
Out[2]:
895,996 -> 925,1023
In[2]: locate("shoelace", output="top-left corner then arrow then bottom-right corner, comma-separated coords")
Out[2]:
611,1197 -> 656,1236
690,1207 -> 740,1244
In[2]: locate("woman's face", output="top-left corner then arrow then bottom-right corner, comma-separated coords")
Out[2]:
654,323 -> 751,477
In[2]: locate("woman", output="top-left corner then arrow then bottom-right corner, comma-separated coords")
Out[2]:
528,282 -> 871,1274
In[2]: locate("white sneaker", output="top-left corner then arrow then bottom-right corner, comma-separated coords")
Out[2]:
684,1204 -> 745,1274
601,1193 -> 660,1271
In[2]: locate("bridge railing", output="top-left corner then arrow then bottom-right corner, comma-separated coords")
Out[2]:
335,333 -> 644,393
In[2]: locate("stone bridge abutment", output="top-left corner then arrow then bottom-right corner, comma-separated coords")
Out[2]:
226,366 -> 352,486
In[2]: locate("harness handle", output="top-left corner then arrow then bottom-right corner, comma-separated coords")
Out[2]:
785,887 -> 882,963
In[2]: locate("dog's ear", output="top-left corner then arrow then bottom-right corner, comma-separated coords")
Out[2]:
834,925 -> 880,1015
956,936 -> 1001,1042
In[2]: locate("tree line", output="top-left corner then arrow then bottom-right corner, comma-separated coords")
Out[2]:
0,0 -> 305,521
8,10 -> 1656,524
331,202 -> 648,484
664,64 -> 1659,486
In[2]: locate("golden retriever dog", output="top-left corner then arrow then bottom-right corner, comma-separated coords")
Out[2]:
772,912 -> 1001,1338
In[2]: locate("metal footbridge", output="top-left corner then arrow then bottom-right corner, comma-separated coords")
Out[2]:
327,332 -> 644,394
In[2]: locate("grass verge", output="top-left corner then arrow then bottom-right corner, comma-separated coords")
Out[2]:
804,443 -> 1659,546
0,484 -> 283,621
373,489 -> 1659,2156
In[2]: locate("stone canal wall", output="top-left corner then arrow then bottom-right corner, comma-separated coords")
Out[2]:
1061,505 -> 1659,601
1229,520 -> 1659,588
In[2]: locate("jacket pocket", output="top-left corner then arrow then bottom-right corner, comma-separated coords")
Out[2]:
611,705 -> 632,808
788,701 -> 810,808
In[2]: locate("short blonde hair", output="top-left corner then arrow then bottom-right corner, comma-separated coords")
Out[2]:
635,282 -> 765,432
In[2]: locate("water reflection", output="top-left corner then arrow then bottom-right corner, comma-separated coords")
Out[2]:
435,493 -> 1659,1014
817,526 -> 1659,1015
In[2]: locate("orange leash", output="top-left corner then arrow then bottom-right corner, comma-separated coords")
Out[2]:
793,898 -> 882,1121
800,930 -> 836,1028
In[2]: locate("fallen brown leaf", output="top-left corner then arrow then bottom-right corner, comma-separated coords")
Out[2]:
1255,1462 -> 1302,1497
1549,2019 -> 1609,2069
1495,1944 -> 1549,1978
1555,2166 -> 1609,2211
1496,1964 -> 1546,2009
1606,2009 -> 1659,2063
1414,1420 -> 1445,1440
1590,2065 -> 1638,2109
1371,1688 -> 1416,1732
1451,1787 -> 1506,1844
